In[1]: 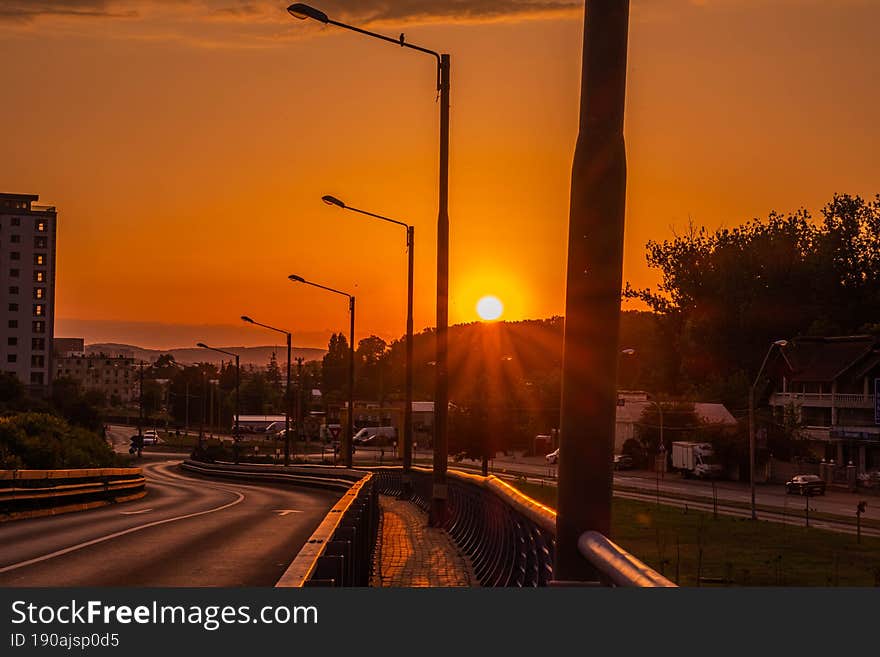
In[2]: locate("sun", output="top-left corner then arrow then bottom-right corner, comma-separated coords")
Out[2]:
476,295 -> 504,321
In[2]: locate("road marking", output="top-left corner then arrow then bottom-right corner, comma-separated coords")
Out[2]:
273,509 -> 302,516
120,509 -> 153,515
0,486 -> 245,574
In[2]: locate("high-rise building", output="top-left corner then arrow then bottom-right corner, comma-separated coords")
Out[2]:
0,193 -> 57,392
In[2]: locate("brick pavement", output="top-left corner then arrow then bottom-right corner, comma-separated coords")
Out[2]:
371,495 -> 478,587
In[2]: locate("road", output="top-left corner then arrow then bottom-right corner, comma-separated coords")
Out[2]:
0,458 -> 340,586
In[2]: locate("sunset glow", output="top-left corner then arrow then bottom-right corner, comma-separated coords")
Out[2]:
1,3 -> 878,349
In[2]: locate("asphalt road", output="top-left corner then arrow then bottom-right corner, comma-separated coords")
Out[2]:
0,459 -> 340,587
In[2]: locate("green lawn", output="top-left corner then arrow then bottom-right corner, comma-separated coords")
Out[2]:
514,481 -> 880,587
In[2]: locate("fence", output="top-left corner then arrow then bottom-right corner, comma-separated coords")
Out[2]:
0,468 -> 145,521
372,466 -> 674,587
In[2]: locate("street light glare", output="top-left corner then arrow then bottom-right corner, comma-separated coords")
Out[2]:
287,3 -> 329,23
288,274 -> 305,283
322,195 -> 345,208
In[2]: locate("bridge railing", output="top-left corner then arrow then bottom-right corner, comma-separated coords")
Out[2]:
372,466 -> 674,587
0,468 -> 145,521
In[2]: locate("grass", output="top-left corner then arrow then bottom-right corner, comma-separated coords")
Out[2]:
514,481 -> 880,587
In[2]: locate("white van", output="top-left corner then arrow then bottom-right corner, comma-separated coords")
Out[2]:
352,426 -> 398,446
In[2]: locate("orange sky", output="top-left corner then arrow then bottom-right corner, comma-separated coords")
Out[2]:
1,1 -> 878,350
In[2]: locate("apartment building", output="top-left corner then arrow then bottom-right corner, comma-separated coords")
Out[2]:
0,193 -> 57,392
766,335 -> 880,473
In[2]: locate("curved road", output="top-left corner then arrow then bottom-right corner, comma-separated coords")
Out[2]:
0,459 -> 340,587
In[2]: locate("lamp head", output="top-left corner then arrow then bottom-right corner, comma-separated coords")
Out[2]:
774,339 -> 789,347
322,195 -> 346,208
196,342 -> 208,349
621,348 -> 636,356
241,315 -> 254,324
288,274 -> 306,283
287,3 -> 329,23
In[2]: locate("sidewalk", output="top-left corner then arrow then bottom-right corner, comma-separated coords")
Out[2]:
371,495 -> 477,587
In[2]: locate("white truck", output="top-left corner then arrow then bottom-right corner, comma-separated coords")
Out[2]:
671,441 -> 723,479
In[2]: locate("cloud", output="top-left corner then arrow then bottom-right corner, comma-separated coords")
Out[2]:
0,0 -> 136,22
0,0 -> 582,26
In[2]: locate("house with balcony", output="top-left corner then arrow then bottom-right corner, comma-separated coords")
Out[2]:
766,335 -> 880,474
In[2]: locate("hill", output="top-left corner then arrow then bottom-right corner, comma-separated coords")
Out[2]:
84,343 -> 326,367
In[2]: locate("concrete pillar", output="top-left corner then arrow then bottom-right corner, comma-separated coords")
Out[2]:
858,445 -> 866,474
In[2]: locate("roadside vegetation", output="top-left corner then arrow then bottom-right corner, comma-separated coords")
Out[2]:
0,413 -> 124,469
514,481 -> 880,586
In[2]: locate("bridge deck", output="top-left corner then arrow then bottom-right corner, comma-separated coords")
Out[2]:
371,495 -> 477,587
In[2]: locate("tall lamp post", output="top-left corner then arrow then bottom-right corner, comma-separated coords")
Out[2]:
197,342 -> 241,464
288,274 -> 355,468
242,316 -> 293,466
286,2 -> 451,525
321,194 -> 415,473
749,339 -> 789,520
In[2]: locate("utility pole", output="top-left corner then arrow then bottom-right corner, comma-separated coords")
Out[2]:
555,0 -> 630,583
296,357 -> 304,450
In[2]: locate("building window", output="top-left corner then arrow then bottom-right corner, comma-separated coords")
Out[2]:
7,337 -> 16,346
8,303 -> 18,312
34,254 -> 45,266
31,355 -> 45,368
8,320 -> 17,329
10,252 -> 20,260
7,355 -> 16,363
33,304 -> 44,317
30,372 -> 44,385
32,321 -> 45,334
36,221 -> 46,232
34,236 -> 47,249
34,288 -> 45,300
32,338 -> 45,351
10,234 -> 20,243
10,269 -> 19,277
8,286 -> 18,295
34,271 -> 45,283
11,217 -> 20,226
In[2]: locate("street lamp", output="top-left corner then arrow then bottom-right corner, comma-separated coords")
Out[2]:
242,315 -> 293,466
321,194 -> 415,473
286,2 -> 451,525
197,342 -> 241,464
288,274 -> 355,468
749,339 -> 789,520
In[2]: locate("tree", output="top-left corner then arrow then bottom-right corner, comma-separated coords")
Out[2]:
0,372 -> 25,412
0,413 -> 120,469
321,333 -> 349,398
266,352 -> 282,385
625,193 -> 880,404
355,335 -> 389,400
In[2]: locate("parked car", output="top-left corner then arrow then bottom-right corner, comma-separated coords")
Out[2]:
613,454 -> 634,470
785,474 -> 826,496
545,448 -> 559,464
142,430 -> 161,445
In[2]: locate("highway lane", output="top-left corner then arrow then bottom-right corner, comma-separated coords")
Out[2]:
0,460 -> 340,587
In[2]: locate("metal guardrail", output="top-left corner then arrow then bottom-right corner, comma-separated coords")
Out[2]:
182,460 -> 379,587
578,531 -> 676,587
373,466 -> 674,587
0,468 -> 145,520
